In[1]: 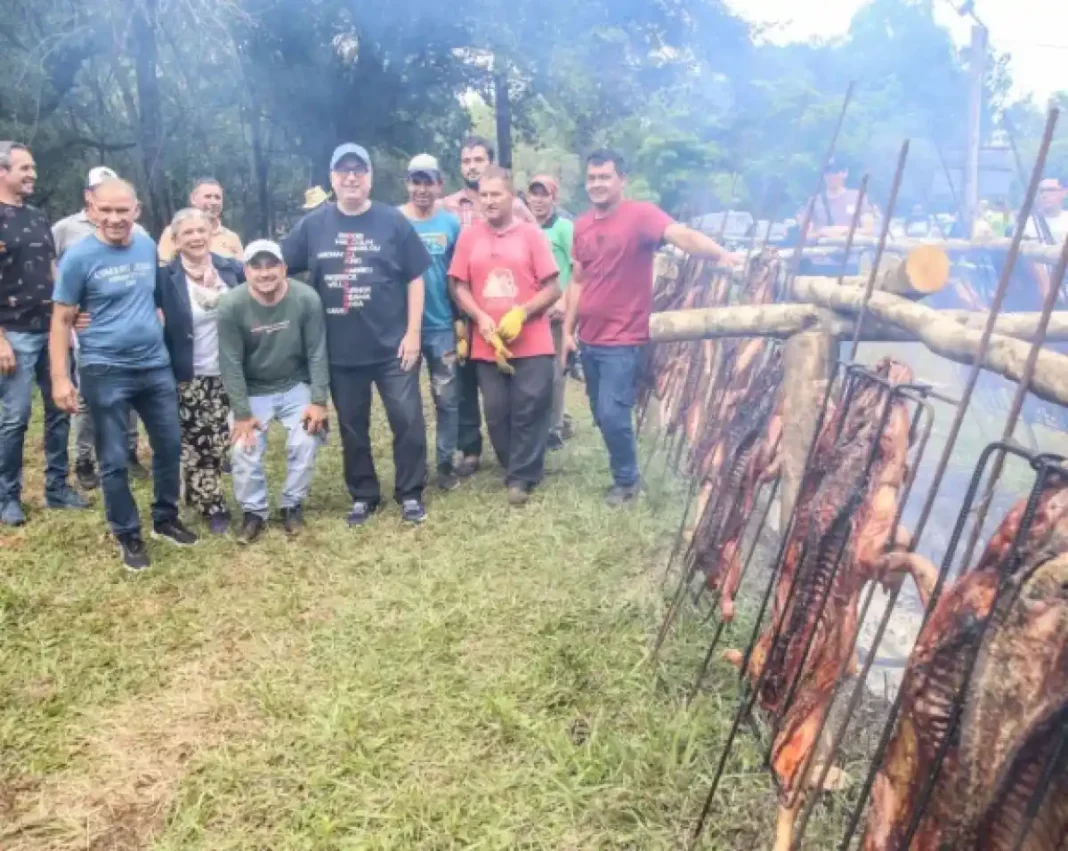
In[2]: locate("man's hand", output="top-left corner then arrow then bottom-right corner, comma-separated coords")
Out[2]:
454,320 -> 469,363
74,311 -> 91,333
486,331 -> 516,375
398,330 -> 421,372
497,306 -> 527,342
475,312 -> 497,342
301,403 -> 329,435
558,333 -> 577,371
231,417 -> 262,450
0,335 -> 15,376
722,251 -> 747,269
547,300 -> 566,322
52,377 -> 79,413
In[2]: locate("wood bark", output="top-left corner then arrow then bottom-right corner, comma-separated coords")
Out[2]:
794,276 -> 1068,406
779,331 -> 834,525
493,67 -> 512,169
649,305 -> 1068,344
778,235 -> 1066,264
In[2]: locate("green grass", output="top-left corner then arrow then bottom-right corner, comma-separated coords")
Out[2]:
0,387 -> 798,851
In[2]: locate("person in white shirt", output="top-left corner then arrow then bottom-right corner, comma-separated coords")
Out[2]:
1024,176 -> 1068,245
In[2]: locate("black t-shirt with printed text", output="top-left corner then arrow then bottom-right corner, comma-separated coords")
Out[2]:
0,202 -> 57,332
282,201 -> 431,367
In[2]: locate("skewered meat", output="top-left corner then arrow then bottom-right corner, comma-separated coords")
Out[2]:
862,477 -> 1068,851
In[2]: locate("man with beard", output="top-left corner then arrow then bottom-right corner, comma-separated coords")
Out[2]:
53,165 -> 149,489
400,154 -> 463,491
50,178 -> 196,570
449,166 -> 560,506
442,136 -> 534,478
0,142 -> 88,526
562,149 -> 743,506
158,178 -> 243,263
283,143 -> 432,526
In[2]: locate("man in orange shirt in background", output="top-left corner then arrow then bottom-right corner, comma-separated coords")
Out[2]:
448,166 -> 560,506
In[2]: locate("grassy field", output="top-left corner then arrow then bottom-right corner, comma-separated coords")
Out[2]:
0,387 -> 796,850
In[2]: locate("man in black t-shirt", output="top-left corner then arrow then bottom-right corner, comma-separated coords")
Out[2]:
0,141 -> 88,526
283,143 -> 432,525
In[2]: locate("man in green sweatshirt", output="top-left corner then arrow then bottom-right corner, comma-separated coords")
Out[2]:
217,239 -> 330,543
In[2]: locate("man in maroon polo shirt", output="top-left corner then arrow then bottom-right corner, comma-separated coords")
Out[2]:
562,148 -> 742,506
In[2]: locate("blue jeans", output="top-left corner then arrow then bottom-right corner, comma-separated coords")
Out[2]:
580,343 -> 642,487
422,328 -> 459,473
79,364 -> 181,536
0,330 -> 70,504
230,382 -> 323,519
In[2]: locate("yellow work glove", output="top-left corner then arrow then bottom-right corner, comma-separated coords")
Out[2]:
497,306 -> 527,343
486,332 -> 516,375
454,320 -> 469,363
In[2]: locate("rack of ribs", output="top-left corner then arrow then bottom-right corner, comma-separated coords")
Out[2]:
861,475 -> 1068,850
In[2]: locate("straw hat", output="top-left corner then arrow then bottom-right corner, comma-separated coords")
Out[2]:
302,185 -> 331,210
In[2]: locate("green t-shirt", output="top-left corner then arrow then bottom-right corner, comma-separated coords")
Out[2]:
217,280 -> 330,420
541,215 -> 574,289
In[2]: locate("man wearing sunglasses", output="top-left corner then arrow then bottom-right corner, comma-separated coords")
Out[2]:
282,143 -> 432,526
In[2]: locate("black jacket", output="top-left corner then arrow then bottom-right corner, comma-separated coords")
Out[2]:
156,254 -> 244,383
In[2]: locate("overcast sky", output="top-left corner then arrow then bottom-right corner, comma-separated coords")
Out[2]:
724,0 -> 1068,104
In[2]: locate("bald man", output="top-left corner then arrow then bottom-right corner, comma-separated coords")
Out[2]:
50,178 -> 197,570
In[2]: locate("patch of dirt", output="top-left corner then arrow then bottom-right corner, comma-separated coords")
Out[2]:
2,657 -> 261,851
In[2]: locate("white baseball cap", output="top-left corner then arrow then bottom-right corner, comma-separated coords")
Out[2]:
86,166 -> 118,188
243,239 -> 285,264
407,153 -> 441,180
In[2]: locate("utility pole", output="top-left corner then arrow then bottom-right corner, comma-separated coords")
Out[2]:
493,67 -> 513,170
963,23 -> 987,237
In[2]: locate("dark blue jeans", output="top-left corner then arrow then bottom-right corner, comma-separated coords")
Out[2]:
422,328 -> 459,474
79,364 -> 181,536
0,330 -> 70,504
580,343 -> 642,488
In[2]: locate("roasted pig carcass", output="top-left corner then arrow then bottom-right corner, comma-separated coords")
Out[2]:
862,476 -> 1068,851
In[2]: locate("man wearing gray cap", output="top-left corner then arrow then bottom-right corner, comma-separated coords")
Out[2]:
217,240 -> 329,544
52,166 -> 149,490
282,143 -> 432,526
400,153 -> 462,491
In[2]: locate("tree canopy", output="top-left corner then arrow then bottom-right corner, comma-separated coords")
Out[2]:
0,0 -> 1062,236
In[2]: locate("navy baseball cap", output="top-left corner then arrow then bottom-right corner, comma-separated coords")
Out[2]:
330,143 -> 371,171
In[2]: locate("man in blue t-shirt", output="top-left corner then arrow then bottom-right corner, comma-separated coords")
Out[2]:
49,178 -> 198,571
400,154 -> 462,490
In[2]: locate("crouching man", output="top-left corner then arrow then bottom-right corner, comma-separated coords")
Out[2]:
217,240 -> 330,543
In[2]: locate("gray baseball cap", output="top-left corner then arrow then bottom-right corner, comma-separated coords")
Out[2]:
243,239 -> 285,264
330,143 -> 371,171
86,166 -> 118,188
407,153 -> 441,180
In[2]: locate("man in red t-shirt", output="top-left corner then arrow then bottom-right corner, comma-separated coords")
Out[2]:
441,136 -> 536,479
449,166 -> 560,506
563,149 -> 742,506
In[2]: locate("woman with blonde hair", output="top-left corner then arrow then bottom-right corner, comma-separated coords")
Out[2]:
156,208 -> 243,534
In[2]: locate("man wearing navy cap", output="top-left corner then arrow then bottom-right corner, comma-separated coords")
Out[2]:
282,143 -> 432,525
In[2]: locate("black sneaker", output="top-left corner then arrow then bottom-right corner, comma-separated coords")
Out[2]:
237,512 -> 265,544
507,485 -> 530,506
437,469 -> 461,491
401,499 -> 427,524
280,506 -> 304,537
75,459 -> 99,490
221,459 -> 232,474
117,532 -> 150,571
128,457 -> 150,481
347,501 -> 377,527
605,482 -> 641,508
206,510 -> 231,536
454,456 -> 480,478
547,432 -> 565,451
46,485 -> 90,510
152,518 -> 199,546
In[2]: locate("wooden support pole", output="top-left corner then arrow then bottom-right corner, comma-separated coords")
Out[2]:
649,305 -> 1068,344
780,235 -> 1066,264
779,331 -> 834,525
794,276 -> 1068,406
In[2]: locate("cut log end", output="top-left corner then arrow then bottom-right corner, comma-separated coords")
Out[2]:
904,244 -> 951,294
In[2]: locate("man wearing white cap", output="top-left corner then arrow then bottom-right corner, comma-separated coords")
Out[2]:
217,240 -> 329,544
400,153 -> 463,490
282,143 -> 432,526
52,166 -> 149,490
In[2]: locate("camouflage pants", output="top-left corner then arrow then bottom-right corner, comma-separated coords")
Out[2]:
178,375 -> 229,516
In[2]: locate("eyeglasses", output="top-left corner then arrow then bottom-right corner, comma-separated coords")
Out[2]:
333,167 -> 369,178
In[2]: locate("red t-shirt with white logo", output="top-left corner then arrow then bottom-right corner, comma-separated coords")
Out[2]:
448,219 -> 559,361
572,200 -> 674,346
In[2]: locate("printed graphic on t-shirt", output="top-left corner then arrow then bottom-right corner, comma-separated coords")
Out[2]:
92,261 -> 155,288
420,231 -> 449,256
482,268 -> 517,302
321,232 -> 381,315
250,319 -> 292,336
